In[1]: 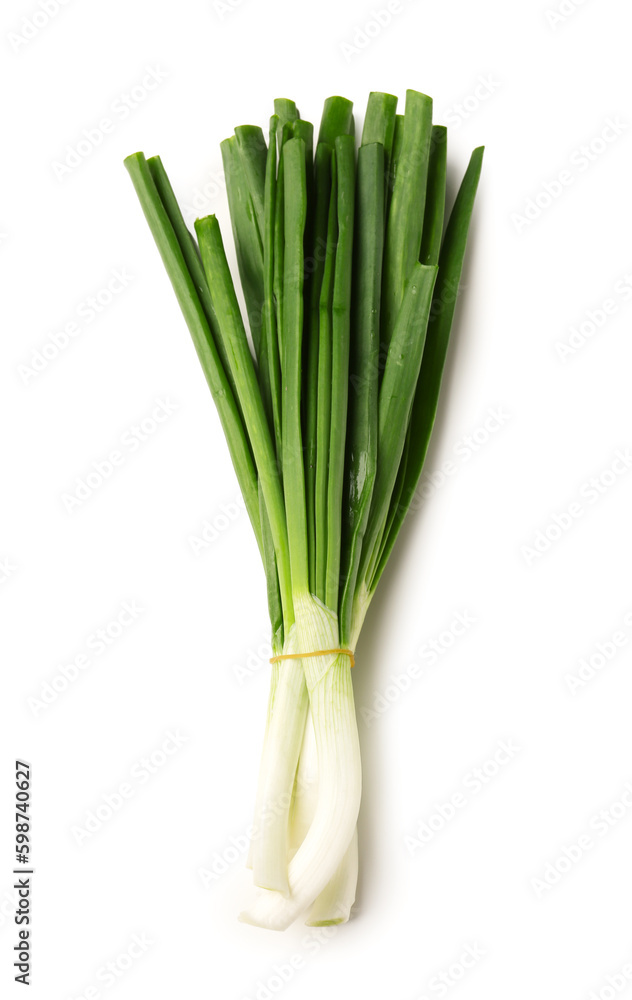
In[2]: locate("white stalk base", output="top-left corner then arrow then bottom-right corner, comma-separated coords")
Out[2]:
240,594 -> 362,930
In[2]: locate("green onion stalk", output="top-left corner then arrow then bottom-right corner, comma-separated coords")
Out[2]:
124,90 -> 483,931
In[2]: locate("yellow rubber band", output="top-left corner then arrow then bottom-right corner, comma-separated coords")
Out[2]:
270,648 -> 355,668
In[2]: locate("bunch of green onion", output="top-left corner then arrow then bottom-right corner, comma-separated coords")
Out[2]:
125,89 -> 482,931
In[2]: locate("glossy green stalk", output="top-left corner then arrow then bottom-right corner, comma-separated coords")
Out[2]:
314,155 -> 337,602
274,98 -> 299,138
234,125 -> 267,243
273,124 -> 296,366
220,136 -> 265,359
306,98 -> 354,594
339,142 -> 384,643
361,92 -> 397,209
145,156 -> 241,414
381,90 -> 433,350
262,115 -> 283,461
273,142 -> 285,368
293,121 -> 315,288
305,143 -> 333,593
375,430 -> 410,574
357,263 -> 438,591
281,138 -> 309,594
291,119 -> 314,170
361,92 -> 397,150
419,125 -> 447,267
123,152 -> 262,555
317,96 -> 354,146
374,124 -> 447,570
371,146 -> 484,590
145,157 -> 206,299
385,113 -> 405,220
194,214 -> 293,623
259,481 -> 284,650
325,135 -> 355,613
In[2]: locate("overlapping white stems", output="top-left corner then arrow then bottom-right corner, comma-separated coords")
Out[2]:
307,830 -> 358,926
249,644 -> 309,896
240,593 -> 361,930
246,661 -> 280,872
291,706 -> 359,925
289,704 -> 319,857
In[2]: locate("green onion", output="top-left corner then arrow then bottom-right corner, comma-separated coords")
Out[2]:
124,89 -> 483,931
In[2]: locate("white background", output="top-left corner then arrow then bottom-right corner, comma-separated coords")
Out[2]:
2,0 -> 632,997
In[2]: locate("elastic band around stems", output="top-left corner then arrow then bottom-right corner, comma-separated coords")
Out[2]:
270,648 -> 355,668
